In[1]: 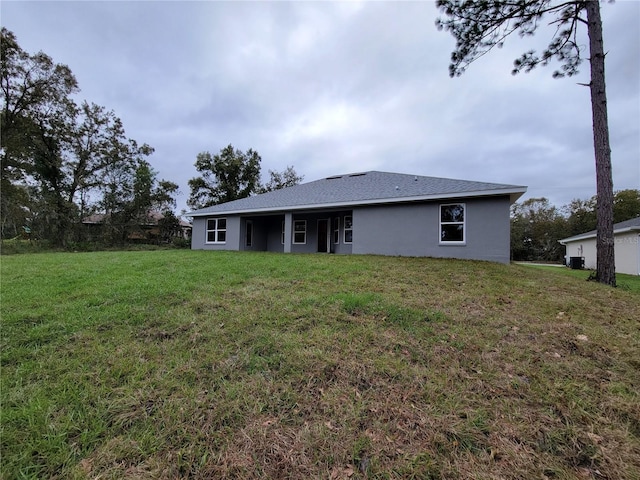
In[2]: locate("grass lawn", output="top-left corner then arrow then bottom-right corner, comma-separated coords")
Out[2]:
518,263 -> 640,294
1,251 -> 639,479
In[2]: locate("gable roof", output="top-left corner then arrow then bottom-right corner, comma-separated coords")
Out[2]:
187,171 -> 527,217
559,216 -> 640,244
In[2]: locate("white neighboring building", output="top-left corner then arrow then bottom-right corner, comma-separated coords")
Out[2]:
559,217 -> 640,275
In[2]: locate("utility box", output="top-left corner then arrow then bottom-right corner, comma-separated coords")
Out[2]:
569,256 -> 585,270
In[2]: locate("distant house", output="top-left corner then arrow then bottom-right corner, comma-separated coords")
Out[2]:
187,171 -> 527,263
82,212 -> 192,242
559,217 -> 640,275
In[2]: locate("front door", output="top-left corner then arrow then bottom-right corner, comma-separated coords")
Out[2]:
317,219 -> 329,253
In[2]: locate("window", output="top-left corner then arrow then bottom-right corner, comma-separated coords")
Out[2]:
293,220 -> 306,244
206,218 -> 226,243
440,204 -> 465,243
245,220 -> 253,247
344,215 -> 353,244
281,221 -> 285,244
333,217 -> 340,244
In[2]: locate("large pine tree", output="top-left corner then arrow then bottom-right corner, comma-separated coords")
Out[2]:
436,0 -> 616,286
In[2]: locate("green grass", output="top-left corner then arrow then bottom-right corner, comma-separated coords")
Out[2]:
522,263 -> 640,293
1,251 -> 639,479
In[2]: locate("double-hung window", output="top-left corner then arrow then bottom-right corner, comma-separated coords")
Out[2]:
293,220 -> 306,244
344,215 -> 353,244
333,217 -> 340,244
206,218 -> 226,243
440,204 -> 465,243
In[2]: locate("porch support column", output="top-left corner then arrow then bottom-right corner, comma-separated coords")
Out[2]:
283,212 -> 292,253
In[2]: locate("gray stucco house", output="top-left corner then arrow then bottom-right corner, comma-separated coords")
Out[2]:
187,171 -> 527,263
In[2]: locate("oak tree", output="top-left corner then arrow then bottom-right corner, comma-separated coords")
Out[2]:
510,197 -> 567,262
187,145 -> 262,209
1,27 -> 78,240
261,166 -> 304,193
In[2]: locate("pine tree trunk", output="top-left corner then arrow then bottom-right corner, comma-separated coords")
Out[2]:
586,0 -> 616,287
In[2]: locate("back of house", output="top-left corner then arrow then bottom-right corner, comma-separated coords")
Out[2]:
187,171 -> 527,264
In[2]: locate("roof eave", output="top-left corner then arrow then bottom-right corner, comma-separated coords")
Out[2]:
187,187 -> 527,217
559,226 -> 640,244
559,234 -> 594,245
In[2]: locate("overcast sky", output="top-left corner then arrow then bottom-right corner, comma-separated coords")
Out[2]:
2,0 -> 639,215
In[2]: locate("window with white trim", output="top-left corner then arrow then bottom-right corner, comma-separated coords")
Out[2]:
344,215 -> 353,244
333,217 -> 340,244
206,218 -> 227,243
293,220 -> 306,244
281,221 -> 285,244
440,204 -> 465,243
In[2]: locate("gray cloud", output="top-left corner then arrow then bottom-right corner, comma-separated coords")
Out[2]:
2,0 -> 638,214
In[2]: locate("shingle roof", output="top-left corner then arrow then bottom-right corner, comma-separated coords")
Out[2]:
560,216 -> 640,243
187,171 -> 527,216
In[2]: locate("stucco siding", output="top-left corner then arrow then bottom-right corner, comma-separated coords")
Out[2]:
564,238 -> 597,270
615,233 -> 639,275
352,197 -> 512,263
191,217 -> 208,250
190,197 -> 513,263
191,216 -> 241,251
352,204 -> 436,257
563,232 -> 639,275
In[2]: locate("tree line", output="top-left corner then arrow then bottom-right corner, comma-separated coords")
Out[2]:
1,28 -> 302,249
511,190 -> 639,263
1,27 -> 180,247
